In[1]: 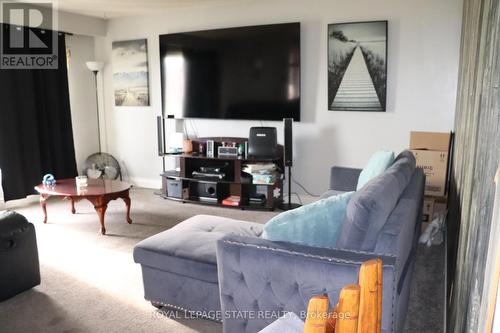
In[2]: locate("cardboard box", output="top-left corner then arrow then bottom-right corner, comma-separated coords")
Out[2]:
421,195 -> 448,233
434,201 -> 447,216
422,197 -> 435,222
411,150 -> 449,196
410,131 -> 451,197
421,221 -> 430,233
421,195 -> 448,232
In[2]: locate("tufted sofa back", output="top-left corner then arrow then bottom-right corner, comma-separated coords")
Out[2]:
217,235 -> 397,333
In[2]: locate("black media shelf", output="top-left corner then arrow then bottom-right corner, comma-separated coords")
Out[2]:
160,137 -> 284,211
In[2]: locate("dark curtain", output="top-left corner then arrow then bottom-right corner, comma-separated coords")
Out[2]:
0,24 -> 77,201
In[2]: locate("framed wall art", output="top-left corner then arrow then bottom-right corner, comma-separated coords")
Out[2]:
112,39 -> 150,107
328,21 -> 387,111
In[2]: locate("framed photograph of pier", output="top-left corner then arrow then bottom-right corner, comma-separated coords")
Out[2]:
112,39 -> 150,107
328,21 -> 387,112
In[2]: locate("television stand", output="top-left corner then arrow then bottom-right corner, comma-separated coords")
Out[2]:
160,137 -> 284,211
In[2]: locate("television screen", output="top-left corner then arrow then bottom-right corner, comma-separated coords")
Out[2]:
159,22 -> 300,121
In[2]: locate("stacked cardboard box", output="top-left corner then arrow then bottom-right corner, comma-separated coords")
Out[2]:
410,131 -> 452,197
409,132 -> 452,227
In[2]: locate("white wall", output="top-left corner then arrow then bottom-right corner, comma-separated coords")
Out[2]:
58,9 -> 107,36
95,0 -> 463,193
0,4 -> 106,36
66,34 -> 101,173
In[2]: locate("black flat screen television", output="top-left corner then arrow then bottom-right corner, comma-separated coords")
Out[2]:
159,22 -> 300,121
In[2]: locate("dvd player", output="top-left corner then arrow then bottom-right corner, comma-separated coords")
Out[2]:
192,171 -> 226,180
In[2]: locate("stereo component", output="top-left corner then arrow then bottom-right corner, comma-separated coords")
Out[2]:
206,140 -> 215,158
248,127 -> 278,159
284,118 -> 293,167
218,146 -> 239,158
156,116 -> 165,156
192,171 -> 226,180
189,182 -> 218,201
280,118 -> 301,211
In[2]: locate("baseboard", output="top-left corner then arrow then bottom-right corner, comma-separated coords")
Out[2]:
0,195 -> 40,210
128,177 -> 161,189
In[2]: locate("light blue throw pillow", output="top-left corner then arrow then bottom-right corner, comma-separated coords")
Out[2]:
262,191 -> 354,248
356,150 -> 395,190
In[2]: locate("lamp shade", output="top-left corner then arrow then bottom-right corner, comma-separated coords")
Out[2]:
86,61 -> 104,72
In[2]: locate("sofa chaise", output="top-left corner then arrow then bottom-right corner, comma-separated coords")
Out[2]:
133,150 -> 424,332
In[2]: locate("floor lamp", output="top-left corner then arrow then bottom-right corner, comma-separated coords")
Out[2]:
85,61 -> 104,152
83,61 -> 121,180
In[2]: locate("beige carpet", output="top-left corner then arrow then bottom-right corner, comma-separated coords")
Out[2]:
0,188 -> 278,333
0,188 -> 443,332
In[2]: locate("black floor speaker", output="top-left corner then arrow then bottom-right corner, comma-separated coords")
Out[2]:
280,118 -> 302,211
284,117 -> 293,167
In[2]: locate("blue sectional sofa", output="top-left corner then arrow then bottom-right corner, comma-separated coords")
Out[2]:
133,150 -> 424,333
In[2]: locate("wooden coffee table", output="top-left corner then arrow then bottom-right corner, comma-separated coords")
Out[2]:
35,178 -> 132,235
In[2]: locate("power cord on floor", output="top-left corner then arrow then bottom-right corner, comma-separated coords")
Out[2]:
283,192 -> 303,205
291,177 -> 322,197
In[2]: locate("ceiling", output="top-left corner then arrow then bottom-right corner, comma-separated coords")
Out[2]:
49,0 -> 252,19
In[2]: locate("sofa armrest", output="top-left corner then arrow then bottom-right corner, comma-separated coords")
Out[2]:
329,166 -> 362,191
216,235 -> 396,333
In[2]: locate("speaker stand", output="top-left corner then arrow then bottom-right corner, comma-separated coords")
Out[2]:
279,166 -> 302,211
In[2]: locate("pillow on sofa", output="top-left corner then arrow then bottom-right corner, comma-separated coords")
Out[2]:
262,191 -> 354,248
356,150 -> 395,190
